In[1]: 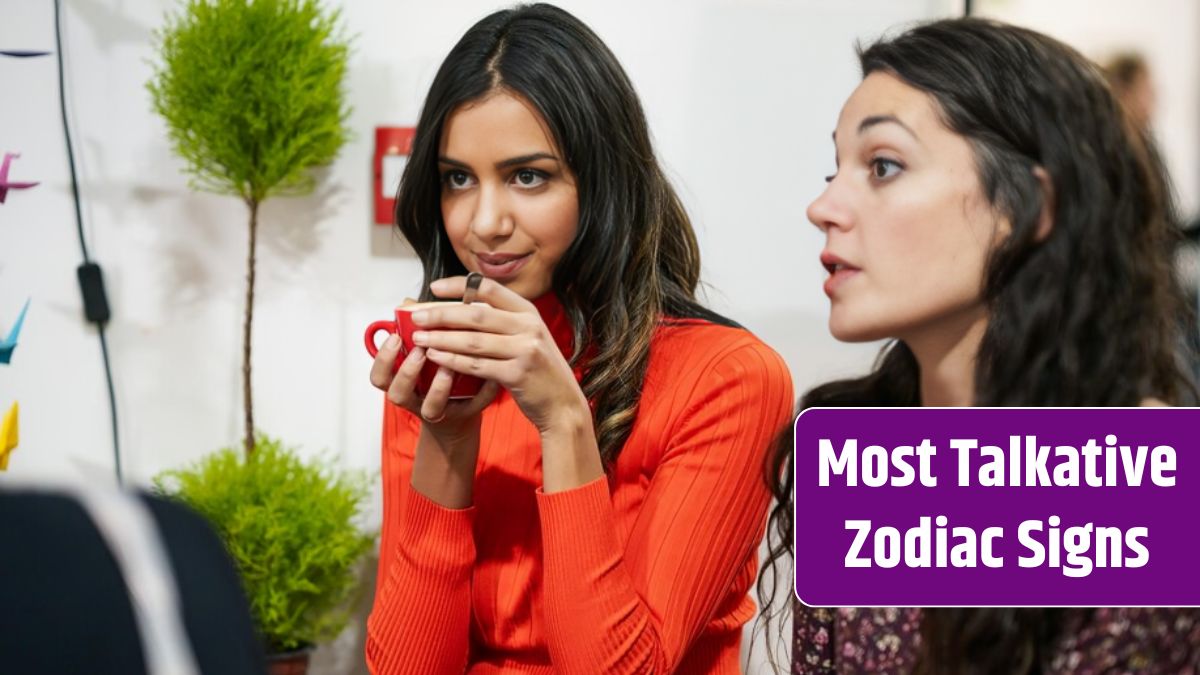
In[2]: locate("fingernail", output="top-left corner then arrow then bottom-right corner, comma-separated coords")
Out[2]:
409,346 -> 425,362
430,279 -> 448,292
412,311 -> 428,325
384,335 -> 400,350
412,330 -> 428,346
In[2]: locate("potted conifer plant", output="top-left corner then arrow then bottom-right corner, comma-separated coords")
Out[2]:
147,2 -> 366,672
155,436 -> 376,674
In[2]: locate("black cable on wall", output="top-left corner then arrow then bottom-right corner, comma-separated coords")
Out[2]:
53,0 -> 122,484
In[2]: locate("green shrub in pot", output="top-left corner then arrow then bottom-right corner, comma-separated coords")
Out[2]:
154,436 -> 376,654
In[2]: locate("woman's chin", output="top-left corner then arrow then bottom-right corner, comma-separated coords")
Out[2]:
828,318 -> 891,344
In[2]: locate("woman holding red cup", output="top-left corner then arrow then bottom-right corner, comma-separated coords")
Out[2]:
365,5 -> 793,674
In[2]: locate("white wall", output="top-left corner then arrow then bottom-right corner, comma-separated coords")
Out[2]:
0,1 -> 966,672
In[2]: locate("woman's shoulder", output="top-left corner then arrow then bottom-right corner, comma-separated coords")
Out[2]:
653,315 -> 784,359
648,317 -> 792,392
631,318 -> 793,461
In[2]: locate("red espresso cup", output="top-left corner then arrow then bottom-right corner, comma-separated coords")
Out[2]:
364,302 -> 486,399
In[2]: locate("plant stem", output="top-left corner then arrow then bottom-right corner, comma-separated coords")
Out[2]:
243,197 -> 259,457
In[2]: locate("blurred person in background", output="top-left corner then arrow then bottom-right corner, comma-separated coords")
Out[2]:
1103,51 -> 1198,379
1104,51 -> 1157,133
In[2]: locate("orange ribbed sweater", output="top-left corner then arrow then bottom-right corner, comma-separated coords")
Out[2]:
366,297 -> 793,674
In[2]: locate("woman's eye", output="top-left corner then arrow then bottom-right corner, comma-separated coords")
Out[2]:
870,158 -> 904,180
513,169 -> 547,188
444,170 -> 473,189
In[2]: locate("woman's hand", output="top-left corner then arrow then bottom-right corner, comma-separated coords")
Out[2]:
368,300 -> 500,450
370,299 -> 503,507
412,276 -> 591,437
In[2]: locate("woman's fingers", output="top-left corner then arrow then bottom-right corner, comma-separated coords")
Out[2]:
429,275 -> 532,314
470,380 -> 502,412
413,329 -> 519,358
411,301 -> 528,334
370,335 -> 404,390
420,366 -> 455,421
371,298 -> 421,392
426,348 -> 512,383
384,346 -> 427,407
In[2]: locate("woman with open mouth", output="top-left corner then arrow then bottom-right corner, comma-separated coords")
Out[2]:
761,17 -> 1199,675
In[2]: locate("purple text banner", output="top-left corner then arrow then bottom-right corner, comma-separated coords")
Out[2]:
793,407 -> 1200,606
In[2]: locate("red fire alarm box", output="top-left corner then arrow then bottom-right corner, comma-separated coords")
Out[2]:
374,127 -> 416,225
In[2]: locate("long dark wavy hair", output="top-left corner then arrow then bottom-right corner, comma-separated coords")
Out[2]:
761,17 -> 1196,674
395,4 -> 732,464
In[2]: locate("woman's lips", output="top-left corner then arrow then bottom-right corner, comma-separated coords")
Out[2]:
823,266 -> 861,297
475,252 -> 532,280
820,252 -> 861,297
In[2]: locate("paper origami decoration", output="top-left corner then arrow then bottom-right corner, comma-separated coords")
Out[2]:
0,153 -> 39,204
0,299 -> 30,365
0,402 -> 17,471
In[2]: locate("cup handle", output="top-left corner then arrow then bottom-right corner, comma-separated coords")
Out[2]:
365,321 -> 398,358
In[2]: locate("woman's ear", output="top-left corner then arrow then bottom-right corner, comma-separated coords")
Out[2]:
1032,166 -> 1056,242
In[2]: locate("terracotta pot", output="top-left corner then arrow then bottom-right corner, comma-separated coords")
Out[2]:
265,647 -> 313,675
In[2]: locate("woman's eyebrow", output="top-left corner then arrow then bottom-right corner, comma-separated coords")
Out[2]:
496,152 -> 558,168
857,114 -> 918,139
437,152 -> 560,169
831,114 -> 920,143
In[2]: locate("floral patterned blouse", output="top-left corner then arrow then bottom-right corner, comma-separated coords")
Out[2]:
794,606 -> 1200,674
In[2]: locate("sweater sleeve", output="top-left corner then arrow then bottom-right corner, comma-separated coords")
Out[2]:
536,340 -> 794,673
365,401 -> 476,675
